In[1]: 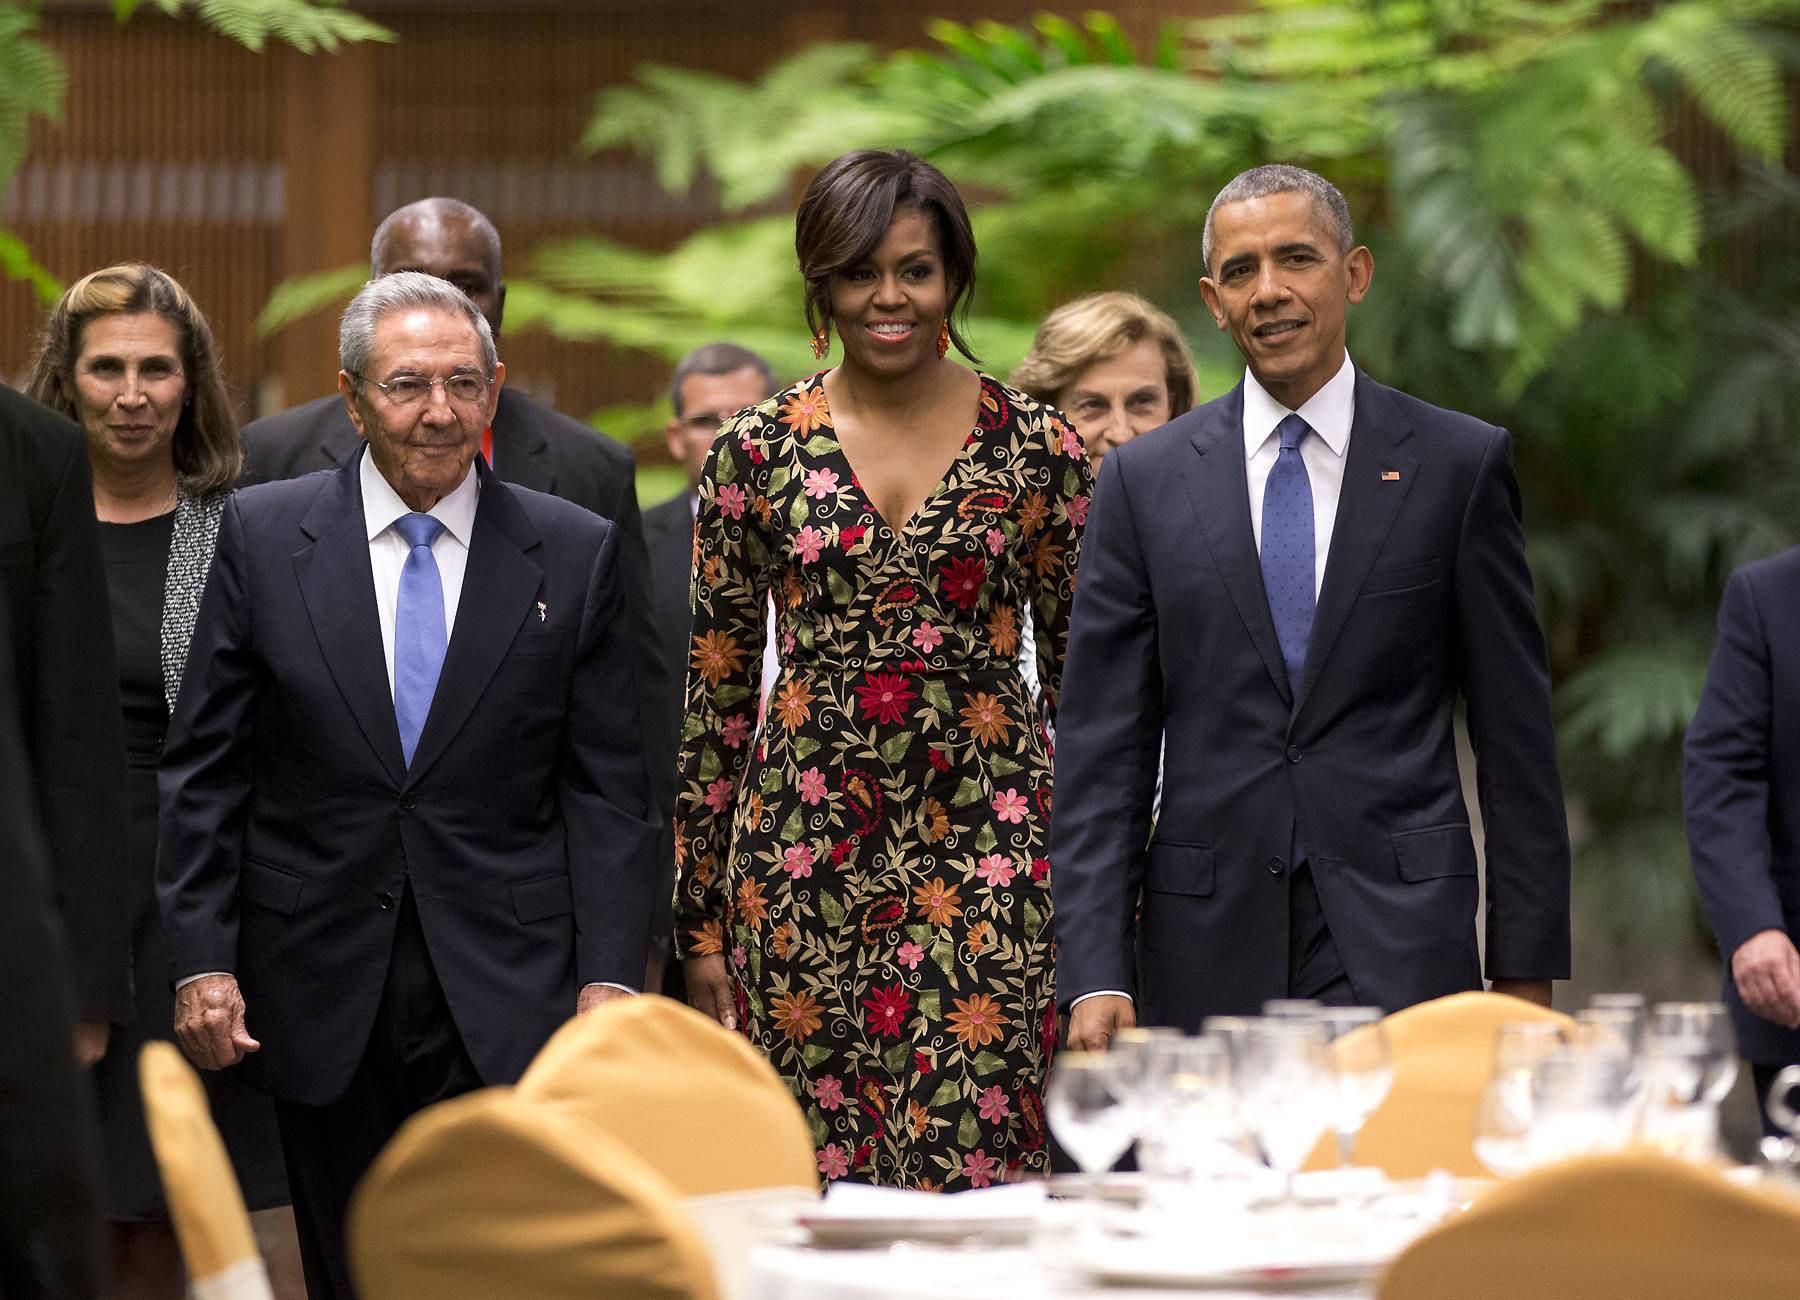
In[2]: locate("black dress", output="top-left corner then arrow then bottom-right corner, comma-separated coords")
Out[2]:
90,510 -> 288,1219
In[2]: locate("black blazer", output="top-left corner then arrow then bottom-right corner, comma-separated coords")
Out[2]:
0,553 -> 107,1300
642,492 -> 695,939
0,384 -> 131,1026
1685,546 -> 1800,1064
1051,371 -> 1571,1026
157,453 -> 662,1105
241,387 -> 674,822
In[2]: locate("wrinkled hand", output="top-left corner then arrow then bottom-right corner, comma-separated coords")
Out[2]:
1733,930 -> 1800,1030
578,984 -> 633,1015
173,974 -> 259,1070
1490,978 -> 1553,1009
1067,994 -> 1135,1052
72,1021 -> 110,1068
684,955 -> 735,1031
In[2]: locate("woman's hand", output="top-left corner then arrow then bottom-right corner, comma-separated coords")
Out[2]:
684,955 -> 736,1031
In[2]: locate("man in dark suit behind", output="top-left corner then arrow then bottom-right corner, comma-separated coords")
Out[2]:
642,342 -> 775,991
1052,165 -> 1571,1049
1685,546 -> 1800,1133
241,197 -> 672,823
0,383 -> 131,1067
159,274 -> 661,1297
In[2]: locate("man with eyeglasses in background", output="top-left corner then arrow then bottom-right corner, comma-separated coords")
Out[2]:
160,273 -> 661,1298
642,342 -> 776,993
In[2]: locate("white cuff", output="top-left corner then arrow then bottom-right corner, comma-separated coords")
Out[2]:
1070,990 -> 1132,1009
176,971 -> 231,990
583,981 -> 638,996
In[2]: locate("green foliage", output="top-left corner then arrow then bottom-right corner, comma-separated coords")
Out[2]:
253,261 -> 370,337
110,0 -> 392,53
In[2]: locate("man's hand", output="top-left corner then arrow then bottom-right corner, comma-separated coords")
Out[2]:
684,955 -> 735,1031
72,1021 -> 110,1068
1067,994 -> 1135,1052
1490,978 -> 1553,1009
173,974 -> 259,1070
577,984 -> 634,1015
1732,930 -> 1800,1030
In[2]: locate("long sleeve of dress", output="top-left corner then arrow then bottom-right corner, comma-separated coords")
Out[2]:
1025,409 -> 1092,719
673,409 -> 777,958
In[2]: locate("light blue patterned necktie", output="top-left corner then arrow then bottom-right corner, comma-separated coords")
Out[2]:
1261,413 -> 1315,693
392,512 -> 447,766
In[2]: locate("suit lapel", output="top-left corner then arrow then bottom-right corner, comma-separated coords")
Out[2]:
319,408 -> 361,468
293,452 -> 406,785
1179,386 -> 1295,707
403,463 -> 543,784
489,388 -> 554,494
1295,372 -> 1418,711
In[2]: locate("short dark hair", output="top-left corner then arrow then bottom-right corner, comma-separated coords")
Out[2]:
669,342 -> 776,416
795,149 -> 979,363
1203,164 -> 1355,274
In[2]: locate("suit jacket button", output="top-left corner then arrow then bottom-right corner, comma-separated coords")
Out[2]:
1268,857 -> 1285,876
400,794 -> 417,810
1286,745 -> 1302,764
378,891 -> 394,910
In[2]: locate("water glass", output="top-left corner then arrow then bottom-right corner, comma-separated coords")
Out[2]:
1046,1053 -> 1135,1180
1235,1018 -> 1335,1204
1316,1007 -> 1393,1167
1140,1035 -> 1241,1180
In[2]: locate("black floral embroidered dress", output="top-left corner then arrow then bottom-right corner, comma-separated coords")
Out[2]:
674,371 -> 1091,1189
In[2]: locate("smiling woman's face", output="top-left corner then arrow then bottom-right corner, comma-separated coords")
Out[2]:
70,311 -> 187,478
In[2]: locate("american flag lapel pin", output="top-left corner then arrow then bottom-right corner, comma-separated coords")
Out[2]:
1381,470 -> 1401,481
536,601 -> 548,622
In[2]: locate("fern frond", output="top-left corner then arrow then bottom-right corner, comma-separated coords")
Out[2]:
1632,2 -> 1785,160
1558,642 -> 1711,759
253,262 -> 368,337
144,0 -> 395,53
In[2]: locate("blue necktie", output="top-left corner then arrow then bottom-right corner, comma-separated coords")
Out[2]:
1261,413 -> 1315,693
393,512 -> 447,766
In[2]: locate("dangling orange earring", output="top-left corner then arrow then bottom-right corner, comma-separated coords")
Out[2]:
937,320 -> 951,360
810,324 -> 830,360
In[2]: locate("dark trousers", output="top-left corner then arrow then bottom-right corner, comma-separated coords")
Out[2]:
274,886 -> 482,1300
1287,859 -> 1357,1004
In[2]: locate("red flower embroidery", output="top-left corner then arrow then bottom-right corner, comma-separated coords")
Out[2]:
856,670 -> 917,725
861,982 -> 913,1039
937,556 -> 987,610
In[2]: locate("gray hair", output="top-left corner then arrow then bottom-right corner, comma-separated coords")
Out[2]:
1202,165 -> 1354,274
339,271 -> 498,381
370,197 -> 502,277
669,341 -> 777,416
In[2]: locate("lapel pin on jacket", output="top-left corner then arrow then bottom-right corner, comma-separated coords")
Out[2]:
1381,470 -> 1401,481
536,601 -> 547,622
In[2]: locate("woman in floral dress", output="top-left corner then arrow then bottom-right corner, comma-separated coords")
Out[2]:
674,149 -> 1092,1190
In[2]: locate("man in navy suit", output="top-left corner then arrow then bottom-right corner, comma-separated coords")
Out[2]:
1685,547 -> 1800,1133
158,273 -> 659,1296
1052,165 -> 1571,1049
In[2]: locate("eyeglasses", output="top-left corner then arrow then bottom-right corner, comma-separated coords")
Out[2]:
676,410 -> 733,432
353,371 -> 492,408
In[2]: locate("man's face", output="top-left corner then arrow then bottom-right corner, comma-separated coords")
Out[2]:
340,306 -> 504,512
1198,190 -> 1372,409
375,214 -> 505,340
666,366 -> 771,490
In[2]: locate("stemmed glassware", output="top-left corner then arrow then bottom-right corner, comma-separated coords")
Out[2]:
1638,1001 -> 1735,1158
1046,1053 -> 1136,1198
1315,1007 -> 1393,1168
1234,1018 -> 1335,1205
1471,1021 -> 1565,1178
1139,1035 -> 1241,1183
1102,1027 -> 1180,1174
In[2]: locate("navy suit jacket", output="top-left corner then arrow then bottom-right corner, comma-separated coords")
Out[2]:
1051,370 -> 1571,1027
1685,546 -> 1800,1064
157,452 -> 661,1105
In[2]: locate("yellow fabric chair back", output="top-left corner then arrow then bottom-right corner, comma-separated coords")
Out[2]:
1319,991 -> 1573,1178
516,994 -> 818,1196
137,1041 -> 273,1298
1379,1151 -> 1800,1299
350,1087 -> 720,1300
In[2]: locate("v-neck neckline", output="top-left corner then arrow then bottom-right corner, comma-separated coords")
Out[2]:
823,372 -> 989,539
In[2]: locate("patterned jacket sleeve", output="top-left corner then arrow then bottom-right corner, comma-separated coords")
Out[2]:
1024,401 -> 1092,718
673,406 -> 778,957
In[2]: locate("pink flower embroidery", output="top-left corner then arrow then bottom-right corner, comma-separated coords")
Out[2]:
814,1075 -> 845,1111
912,622 -> 944,653
961,1149 -> 999,1188
797,767 -> 827,806
976,853 -> 1016,887
703,777 -> 735,814
986,527 -> 1006,555
977,1086 -> 1012,1123
716,482 -> 747,519
896,940 -> 925,970
795,525 -> 826,564
803,467 -> 840,500
782,843 -> 815,879
818,1143 -> 850,1179
991,789 -> 1029,824
1060,424 -> 1082,458
1066,494 -> 1090,526
719,713 -> 751,750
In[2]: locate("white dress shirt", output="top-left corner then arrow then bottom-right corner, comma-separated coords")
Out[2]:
361,448 -> 478,693
1071,354 -> 1358,1014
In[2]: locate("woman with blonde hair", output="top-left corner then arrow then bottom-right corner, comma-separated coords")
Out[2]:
1011,291 -> 1199,476
28,263 -> 292,1295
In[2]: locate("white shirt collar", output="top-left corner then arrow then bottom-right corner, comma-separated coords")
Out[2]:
1241,351 -> 1356,460
359,444 -> 481,546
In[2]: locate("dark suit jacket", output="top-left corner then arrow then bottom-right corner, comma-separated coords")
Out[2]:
241,387 -> 674,824
0,383 -> 131,1026
1685,546 -> 1800,1065
642,492 -> 696,937
157,452 -> 661,1106
0,576 -> 107,1299
1052,371 -> 1571,1027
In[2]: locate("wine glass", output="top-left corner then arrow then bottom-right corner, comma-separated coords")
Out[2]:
1530,1044 -> 1634,1163
1141,1035 -> 1240,1181
1046,1054 -> 1135,1198
1639,1002 -> 1736,1158
1316,1007 -> 1392,1168
1234,1018 -> 1335,1206
1102,1026 -> 1180,1174
1472,1071 -> 1537,1177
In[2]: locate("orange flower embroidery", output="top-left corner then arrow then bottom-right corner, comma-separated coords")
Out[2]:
959,692 -> 1013,747
966,921 -> 991,955
691,629 -> 748,686
689,919 -> 724,956
771,922 -> 795,960
1029,534 -> 1064,579
779,387 -> 833,437
909,1100 -> 932,1138
770,990 -> 824,1042
946,993 -> 1010,1049
1017,490 -> 1049,536
912,876 -> 963,926
772,678 -> 814,732
985,605 -> 1019,658
921,798 -> 950,843
735,876 -> 769,930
